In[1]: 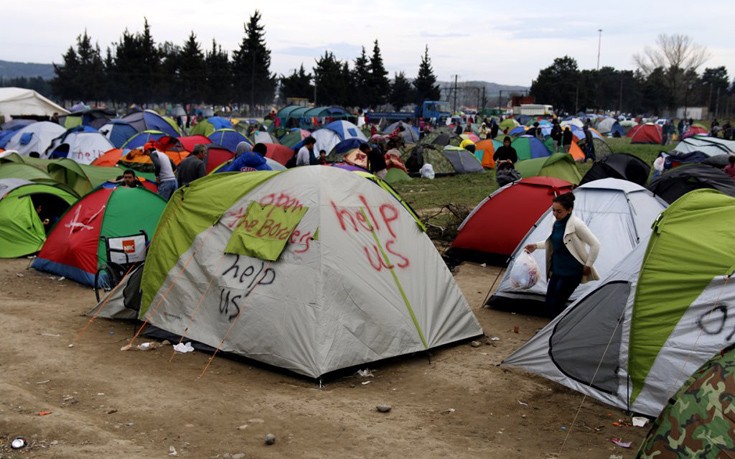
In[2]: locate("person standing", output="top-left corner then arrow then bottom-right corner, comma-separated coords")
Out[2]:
363,143 -> 387,179
144,142 -> 177,200
176,144 -> 207,187
296,137 -> 317,166
525,193 -> 600,317
562,127 -> 573,153
582,125 -> 596,162
550,119 -> 562,152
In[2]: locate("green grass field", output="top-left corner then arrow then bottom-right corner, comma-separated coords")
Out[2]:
392,137 -> 674,241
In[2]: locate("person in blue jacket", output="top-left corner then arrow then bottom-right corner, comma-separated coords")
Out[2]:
217,143 -> 272,172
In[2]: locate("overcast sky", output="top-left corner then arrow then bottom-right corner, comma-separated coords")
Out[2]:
3,0 -> 733,86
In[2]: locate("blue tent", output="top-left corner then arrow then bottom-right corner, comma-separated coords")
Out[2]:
0,119 -> 36,148
208,129 -> 251,153
323,120 -> 365,140
121,110 -> 181,138
99,120 -> 138,148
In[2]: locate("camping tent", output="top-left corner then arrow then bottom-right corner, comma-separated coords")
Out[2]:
46,126 -> 115,164
672,136 -> 735,156
138,166 -> 483,378
58,108 -> 114,130
384,168 -> 412,184
47,159 -> 124,196
0,178 -> 78,258
32,185 -> 167,286
512,135 -> 551,160
682,124 -> 708,139
208,129 -> 251,152
502,190 -> 735,417
446,177 -> 574,262
97,120 -> 138,148
120,130 -> 166,149
383,121 -> 420,143
596,118 -> 624,137
487,178 -> 667,310
176,135 -> 212,153
579,153 -> 651,186
629,123 -> 663,144
0,162 -> 54,182
0,87 -> 67,118
121,110 -> 181,138
402,145 -> 456,176
638,342 -> 735,457
313,120 -> 367,156
264,143 -> 296,166
442,146 -> 484,174
188,116 -> 232,137
5,121 -> 65,156
474,139 -> 501,168
514,153 -> 582,184
648,163 -> 735,204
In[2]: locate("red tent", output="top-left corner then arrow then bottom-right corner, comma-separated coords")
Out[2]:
629,123 -> 662,144
204,146 -> 235,173
265,144 -> 296,166
446,177 -> 574,262
178,135 -> 212,152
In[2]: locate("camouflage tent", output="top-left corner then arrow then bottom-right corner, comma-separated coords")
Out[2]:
637,343 -> 735,458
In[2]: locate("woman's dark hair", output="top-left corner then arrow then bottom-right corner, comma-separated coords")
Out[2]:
553,192 -> 575,210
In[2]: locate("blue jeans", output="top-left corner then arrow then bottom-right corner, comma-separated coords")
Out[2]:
546,274 -> 582,317
158,179 -> 178,201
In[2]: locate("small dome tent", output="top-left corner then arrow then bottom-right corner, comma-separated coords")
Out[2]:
487,178 -> 668,310
139,167 -> 482,378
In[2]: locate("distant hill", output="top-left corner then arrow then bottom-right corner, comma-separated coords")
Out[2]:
0,60 -> 55,80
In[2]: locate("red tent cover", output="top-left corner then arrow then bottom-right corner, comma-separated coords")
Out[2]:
447,177 -> 574,262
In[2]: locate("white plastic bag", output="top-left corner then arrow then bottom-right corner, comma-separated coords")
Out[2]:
510,251 -> 540,289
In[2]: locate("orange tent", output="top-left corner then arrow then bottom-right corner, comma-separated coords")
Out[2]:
568,141 -> 585,162
474,139 -> 497,169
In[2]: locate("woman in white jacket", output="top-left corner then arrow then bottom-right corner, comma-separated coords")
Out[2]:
525,192 -> 600,316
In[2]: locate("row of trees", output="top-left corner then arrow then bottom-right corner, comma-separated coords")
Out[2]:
531,34 -> 732,116
47,11 -> 441,113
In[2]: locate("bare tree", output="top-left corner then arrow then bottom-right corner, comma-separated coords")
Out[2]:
634,34 -> 710,110
633,33 -> 710,75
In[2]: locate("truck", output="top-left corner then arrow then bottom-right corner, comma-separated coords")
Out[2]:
365,100 -> 452,124
516,104 -> 554,116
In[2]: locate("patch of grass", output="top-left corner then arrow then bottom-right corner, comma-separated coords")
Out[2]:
394,137 -> 675,215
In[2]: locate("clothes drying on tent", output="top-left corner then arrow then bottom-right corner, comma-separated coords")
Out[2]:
648,163 -> 735,204
487,178 -> 668,311
0,178 -> 78,258
31,185 -> 167,286
503,190 -> 735,418
446,177 -> 574,262
579,153 -> 651,186
138,167 -> 483,378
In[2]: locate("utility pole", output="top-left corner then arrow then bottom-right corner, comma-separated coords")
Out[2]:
715,86 -> 721,118
482,86 -> 486,110
618,74 -> 623,114
597,29 -> 602,70
452,75 -> 458,114
498,90 -> 502,109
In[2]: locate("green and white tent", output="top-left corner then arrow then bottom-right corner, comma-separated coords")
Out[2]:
503,189 -> 735,417
0,178 -> 78,258
140,167 -> 482,378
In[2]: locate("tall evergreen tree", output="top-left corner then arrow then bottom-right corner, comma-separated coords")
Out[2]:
413,45 -> 441,103
174,32 -> 206,105
530,56 -> 581,113
231,10 -> 276,113
367,40 -> 390,108
52,31 -> 105,103
205,39 -> 232,107
280,64 -> 313,102
389,72 -> 414,111
112,19 -> 161,106
158,41 -> 180,103
313,51 -> 348,105
350,46 -> 370,108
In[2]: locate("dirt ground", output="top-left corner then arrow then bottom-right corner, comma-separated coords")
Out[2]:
0,258 -> 648,458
